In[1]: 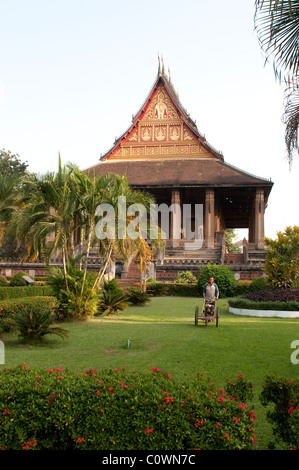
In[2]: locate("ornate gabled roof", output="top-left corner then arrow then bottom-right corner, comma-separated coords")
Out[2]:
87,158 -> 273,193
85,63 -> 273,197
99,63 -> 223,162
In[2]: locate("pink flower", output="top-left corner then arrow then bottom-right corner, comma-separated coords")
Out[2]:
194,419 -> 204,428
164,396 -> 174,404
144,428 -> 153,434
288,406 -> 299,414
22,440 -> 37,450
217,397 -> 226,402
107,387 -> 114,392
238,402 -> 247,410
76,438 -> 85,444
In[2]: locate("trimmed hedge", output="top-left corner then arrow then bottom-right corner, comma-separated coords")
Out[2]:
0,285 -> 53,300
228,297 -> 299,311
0,366 -> 258,450
166,283 -> 199,297
0,296 -> 59,319
146,282 -> 199,297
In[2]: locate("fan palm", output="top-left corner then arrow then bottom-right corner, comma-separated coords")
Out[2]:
255,0 -> 299,165
97,289 -> 129,316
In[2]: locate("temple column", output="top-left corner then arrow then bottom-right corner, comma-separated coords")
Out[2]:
171,189 -> 181,247
255,189 -> 265,249
205,189 -> 215,248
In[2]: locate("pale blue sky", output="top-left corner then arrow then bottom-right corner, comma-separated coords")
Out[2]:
0,0 -> 298,239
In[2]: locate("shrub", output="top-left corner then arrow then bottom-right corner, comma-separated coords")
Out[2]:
166,283 -> 199,297
97,290 -> 128,316
228,297 -> 299,311
103,278 -> 123,295
146,282 -> 169,296
146,282 -> 199,297
260,376 -> 299,449
0,317 -> 16,334
13,304 -> 69,342
125,287 -> 151,306
9,272 -> 28,287
46,266 -> 98,320
174,271 -> 197,284
233,280 -> 252,296
197,264 -> 237,298
0,277 -> 8,286
0,296 -> 59,319
0,366 -> 258,450
225,374 -> 254,403
0,285 -> 53,300
264,226 -> 299,289
243,287 -> 299,303
248,276 -> 269,292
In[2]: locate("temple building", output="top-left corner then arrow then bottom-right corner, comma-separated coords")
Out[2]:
85,63 -> 273,282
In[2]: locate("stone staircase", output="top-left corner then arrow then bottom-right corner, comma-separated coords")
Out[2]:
159,246 -> 221,267
155,245 -> 222,281
118,261 -> 141,287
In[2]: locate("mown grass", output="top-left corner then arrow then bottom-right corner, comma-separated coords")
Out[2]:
2,296 -> 298,449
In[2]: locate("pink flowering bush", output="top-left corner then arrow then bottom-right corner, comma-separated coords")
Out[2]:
0,296 -> 67,342
0,365 -> 258,450
0,296 -> 58,320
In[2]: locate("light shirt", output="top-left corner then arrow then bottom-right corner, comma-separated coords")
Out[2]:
203,283 -> 219,301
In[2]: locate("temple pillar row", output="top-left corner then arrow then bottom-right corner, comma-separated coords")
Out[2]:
255,189 -> 265,249
170,188 -> 181,247
204,189 -> 215,248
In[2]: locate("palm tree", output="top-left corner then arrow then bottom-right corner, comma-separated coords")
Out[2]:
85,173 -> 160,302
12,161 -> 164,317
0,174 -> 19,246
12,157 -> 81,289
255,0 -> 299,166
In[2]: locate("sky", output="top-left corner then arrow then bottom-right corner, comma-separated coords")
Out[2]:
0,0 -> 298,240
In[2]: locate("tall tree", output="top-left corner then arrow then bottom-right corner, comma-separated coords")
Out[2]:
11,161 -> 164,317
0,149 -> 28,176
264,225 -> 299,287
255,1 -> 299,166
11,158 -> 80,288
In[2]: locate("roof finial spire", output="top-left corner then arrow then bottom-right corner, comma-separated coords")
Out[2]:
158,52 -> 161,76
161,55 -> 165,75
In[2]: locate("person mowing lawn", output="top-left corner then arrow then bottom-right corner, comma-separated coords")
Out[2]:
203,276 -> 219,317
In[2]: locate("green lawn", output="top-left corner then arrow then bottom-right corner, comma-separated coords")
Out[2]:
2,296 -> 299,449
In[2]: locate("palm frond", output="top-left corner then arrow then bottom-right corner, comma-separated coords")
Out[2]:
282,81 -> 299,165
255,0 -> 299,84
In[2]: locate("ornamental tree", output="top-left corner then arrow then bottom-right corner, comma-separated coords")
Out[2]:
264,225 -> 299,288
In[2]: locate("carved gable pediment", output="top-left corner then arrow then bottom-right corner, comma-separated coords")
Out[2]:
102,74 -> 222,162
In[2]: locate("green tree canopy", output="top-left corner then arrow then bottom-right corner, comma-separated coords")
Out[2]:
0,149 -> 28,176
264,225 -> 299,288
